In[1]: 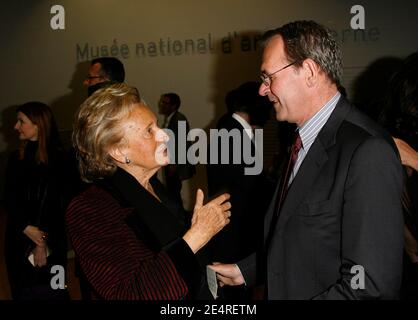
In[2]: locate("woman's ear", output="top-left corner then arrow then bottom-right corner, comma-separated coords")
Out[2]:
34,125 -> 39,140
108,146 -> 126,164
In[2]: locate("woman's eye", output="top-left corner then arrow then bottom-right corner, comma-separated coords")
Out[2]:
143,127 -> 153,138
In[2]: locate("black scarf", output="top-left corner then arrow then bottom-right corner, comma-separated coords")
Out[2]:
96,168 -> 187,252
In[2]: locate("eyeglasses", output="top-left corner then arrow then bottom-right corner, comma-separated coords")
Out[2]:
260,61 -> 298,87
85,75 -> 103,81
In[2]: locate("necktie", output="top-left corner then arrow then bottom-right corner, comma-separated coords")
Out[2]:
275,131 -> 302,215
265,131 -> 302,249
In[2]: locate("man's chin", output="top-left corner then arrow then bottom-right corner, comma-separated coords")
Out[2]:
275,112 -> 286,122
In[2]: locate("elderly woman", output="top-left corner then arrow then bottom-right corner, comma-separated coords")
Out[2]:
66,83 -> 231,300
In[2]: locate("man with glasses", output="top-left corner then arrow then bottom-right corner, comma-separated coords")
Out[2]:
210,20 -> 404,299
83,57 -> 125,96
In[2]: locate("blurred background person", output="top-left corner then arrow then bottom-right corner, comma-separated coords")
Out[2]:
67,83 -> 231,300
206,81 -> 275,299
158,93 -> 196,213
83,57 -> 125,96
207,82 -> 274,261
379,52 -> 418,299
4,102 -> 70,300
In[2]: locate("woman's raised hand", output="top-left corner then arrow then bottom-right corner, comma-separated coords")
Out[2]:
183,189 -> 231,253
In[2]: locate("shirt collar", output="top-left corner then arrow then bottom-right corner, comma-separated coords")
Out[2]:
232,113 -> 253,140
298,92 -> 341,151
163,110 -> 177,128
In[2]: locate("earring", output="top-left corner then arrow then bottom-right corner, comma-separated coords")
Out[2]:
125,157 -> 131,164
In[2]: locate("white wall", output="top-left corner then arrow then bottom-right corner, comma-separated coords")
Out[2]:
1,0 -> 417,205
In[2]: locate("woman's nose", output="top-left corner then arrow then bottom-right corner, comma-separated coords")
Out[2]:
156,128 -> 169,142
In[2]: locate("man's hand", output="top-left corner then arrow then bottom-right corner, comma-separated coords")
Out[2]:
208,263 -> 245,287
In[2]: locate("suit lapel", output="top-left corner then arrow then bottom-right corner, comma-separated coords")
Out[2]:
98,168 -> 185,251
264,182 -> 281,242
276,139 -> 329,230
167,111 -> 179,130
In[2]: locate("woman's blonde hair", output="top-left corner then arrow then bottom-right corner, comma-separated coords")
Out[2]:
73,83 -> 141,182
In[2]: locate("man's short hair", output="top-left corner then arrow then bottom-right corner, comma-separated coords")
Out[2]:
91,57 -> 125,82
163,93 -> 181,110
227,82 -> 272,127
262,20 -> 342,86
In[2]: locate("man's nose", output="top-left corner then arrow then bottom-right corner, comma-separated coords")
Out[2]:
259,82 -> 269,96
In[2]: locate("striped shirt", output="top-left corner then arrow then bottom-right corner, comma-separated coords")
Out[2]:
289,92 -> 341,184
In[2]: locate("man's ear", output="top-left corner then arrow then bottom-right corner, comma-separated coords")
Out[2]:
108,146 -> 126,164
302,58 -> 320,87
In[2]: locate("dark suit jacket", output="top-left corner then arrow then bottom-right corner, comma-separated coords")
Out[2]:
166,111 -> 196,181
238,97 -> 404,299
206,115 -> 274,263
